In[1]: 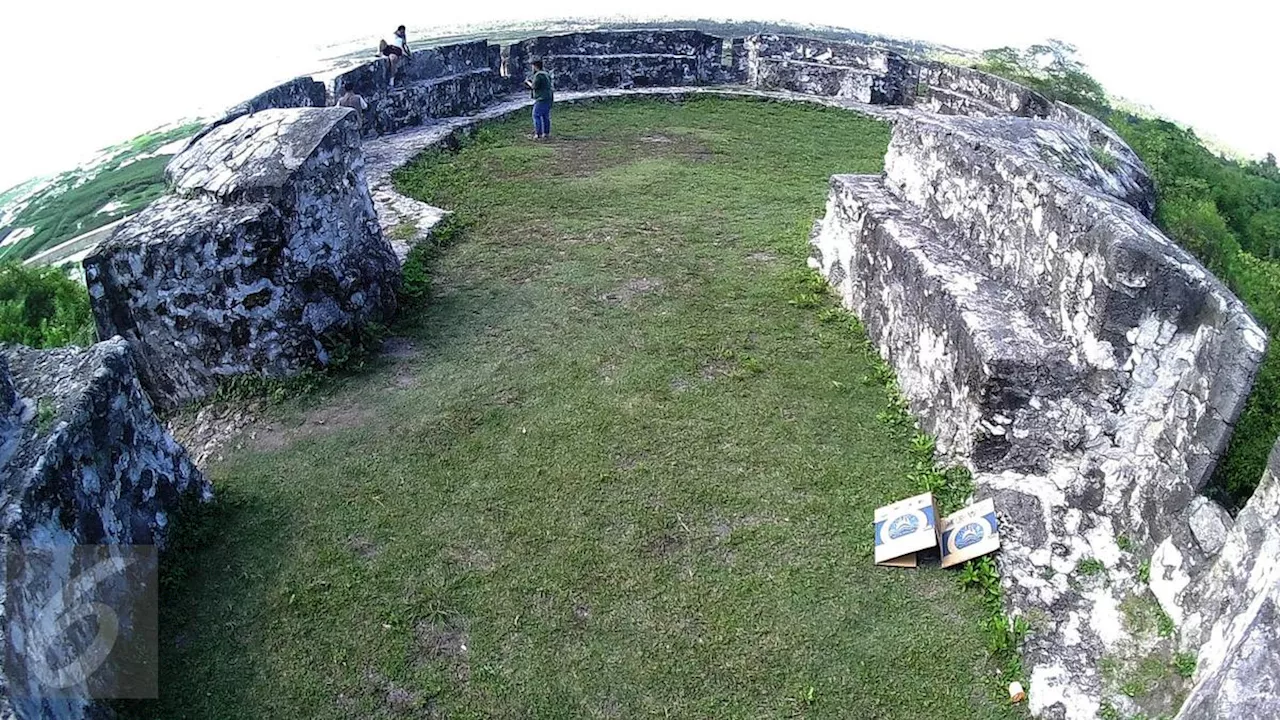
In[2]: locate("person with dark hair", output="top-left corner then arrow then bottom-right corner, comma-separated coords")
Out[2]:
524,59 -> 554,140
378,25 -> 411,88
336,84 -> 369,130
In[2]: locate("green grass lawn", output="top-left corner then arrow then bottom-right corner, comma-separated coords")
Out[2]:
140,97 -> 1019,719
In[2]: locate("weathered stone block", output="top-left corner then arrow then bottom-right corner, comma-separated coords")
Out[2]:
810,175 -> 1088,470
883,115 -> 1261,492
537,54 -> 704,92
331,40 -> 498,98
0,340 -> 209,718
0,339 -> 209,544
1173,439 -> 1280,720
370,69 -> 501,135
515,29 -> 723,59
510,30 -> 731,90
84,107 -> 398,409
192,75 -> 329,145
745,35 -> 912,104
913,61 -> 1053,117
908,62 -> 1155,217
810,110 -> 1267,720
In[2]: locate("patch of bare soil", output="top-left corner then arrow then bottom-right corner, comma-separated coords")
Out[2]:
699,359 -> 735,381
643,532 -> 685,558
413,617 -> 472,684
252,403 -> 378,452
347,535 -> 381,561
338,667 -> 435,719
599,277 -> 663,305
381,336 -> 417,359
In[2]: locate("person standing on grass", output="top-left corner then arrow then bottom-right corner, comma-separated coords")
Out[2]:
379,25 -> 412,88
525,60 -> 554,140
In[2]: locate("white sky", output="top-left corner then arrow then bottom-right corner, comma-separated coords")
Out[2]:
1,0 -> 1276,191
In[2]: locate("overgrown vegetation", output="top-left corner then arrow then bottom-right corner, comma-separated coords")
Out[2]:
140,98 -> 1021,719
976,41 -> 1110,118
978,44 -> 1280,506
0,262 -> 95,347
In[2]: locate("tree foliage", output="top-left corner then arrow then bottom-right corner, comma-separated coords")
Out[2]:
0,263 -> 96,348
977,40 -> 1109,117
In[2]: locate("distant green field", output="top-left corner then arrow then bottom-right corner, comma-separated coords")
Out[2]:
0,121 -> 201,263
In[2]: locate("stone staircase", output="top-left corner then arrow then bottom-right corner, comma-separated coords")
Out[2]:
810,111 -> 1267,720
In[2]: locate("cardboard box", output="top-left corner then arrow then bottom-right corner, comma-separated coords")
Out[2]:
874,492 -> 940,566
940,498 -> 1001,568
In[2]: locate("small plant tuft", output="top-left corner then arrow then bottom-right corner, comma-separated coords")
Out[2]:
1091,145 -> 1119,171
34,396 -> 58,434
1076,557 -> 1106,577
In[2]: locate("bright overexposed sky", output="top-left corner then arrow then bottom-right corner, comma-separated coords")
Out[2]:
1,1 -> 1275,191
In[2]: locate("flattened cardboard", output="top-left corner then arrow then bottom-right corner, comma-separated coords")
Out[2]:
874,492 -> 939,566
940,498 -> 1001,568
878,553 -> 918,568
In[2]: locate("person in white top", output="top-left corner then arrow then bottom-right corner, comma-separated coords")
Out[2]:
378,26 -> 412,88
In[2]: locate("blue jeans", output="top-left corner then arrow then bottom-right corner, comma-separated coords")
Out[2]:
532,100 -> 552,137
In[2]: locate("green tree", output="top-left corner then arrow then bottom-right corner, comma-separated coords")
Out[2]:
1246,208 -> 1280,259
0,263 -> 96,348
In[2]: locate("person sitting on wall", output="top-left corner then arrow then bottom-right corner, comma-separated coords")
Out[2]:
378,25 -> 412,88
336,84 -> 369,131
524,60 -> 554,141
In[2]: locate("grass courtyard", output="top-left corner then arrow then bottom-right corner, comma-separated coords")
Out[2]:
140,97 -> 1020,719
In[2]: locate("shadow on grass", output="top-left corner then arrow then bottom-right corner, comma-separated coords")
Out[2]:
115,486 -> 294,719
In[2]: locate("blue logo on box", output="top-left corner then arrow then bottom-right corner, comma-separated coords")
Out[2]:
875,507 -> 934,547
954,522 -> 986,549
942,512 -> 998,557
887,513 -> 920,539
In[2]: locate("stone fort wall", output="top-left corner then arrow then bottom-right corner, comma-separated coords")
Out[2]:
3,27 -> 1275,720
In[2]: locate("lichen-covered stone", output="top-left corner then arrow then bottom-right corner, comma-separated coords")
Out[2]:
1172,439 -> 1280,720
84,107 -> 398,409
192,75 -> 329,145
745,35 -> 912,104
810,110 -> 1267,720
0,339 -> 210,718
508,30 -> 732,92
913,61 -> 1053,117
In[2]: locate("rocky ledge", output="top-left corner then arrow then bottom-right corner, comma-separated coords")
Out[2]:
1,339 -> 210,718
83,107 -> 399,410
810,110 -> 1267,719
